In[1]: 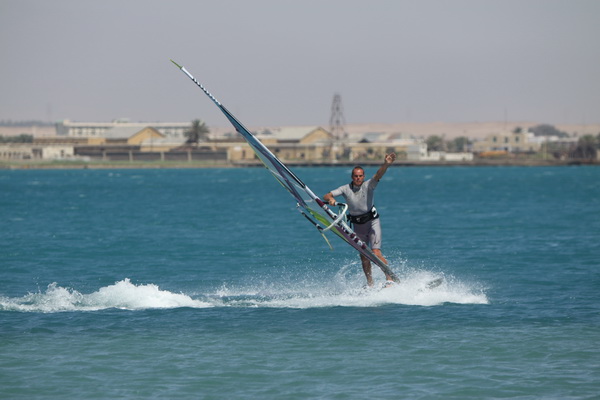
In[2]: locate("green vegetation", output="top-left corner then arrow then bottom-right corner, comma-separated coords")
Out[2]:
425,135 -> 444,151
539,132 -> 600,160
425,135 -> 471,152
184,119 -> 209,145
571,134 -> 600,159
0,134 -> 34,143
529,124 -> 569,138
447,136 -> 471,152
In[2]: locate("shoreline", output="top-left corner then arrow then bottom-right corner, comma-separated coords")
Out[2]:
2,159 -> 598,170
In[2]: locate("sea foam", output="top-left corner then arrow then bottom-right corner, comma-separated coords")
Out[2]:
203,268 -> 488,309
2,270 -> 487,313
0,278 -> 211,313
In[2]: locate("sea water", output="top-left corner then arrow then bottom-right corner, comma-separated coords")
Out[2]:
1,166 -> 598,399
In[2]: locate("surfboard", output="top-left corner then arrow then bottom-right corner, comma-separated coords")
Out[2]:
426,277 -> 444,289
382,277 -> 444,290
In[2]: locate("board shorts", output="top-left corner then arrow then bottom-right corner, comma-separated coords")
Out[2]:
352,217 -> 382,250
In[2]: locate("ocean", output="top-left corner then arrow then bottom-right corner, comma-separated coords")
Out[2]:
1,166 -> 598,399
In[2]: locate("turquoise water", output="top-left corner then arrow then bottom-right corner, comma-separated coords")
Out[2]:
1,166 -> 598,399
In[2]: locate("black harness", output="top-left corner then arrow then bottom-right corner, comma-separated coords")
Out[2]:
348,206 -> 379,225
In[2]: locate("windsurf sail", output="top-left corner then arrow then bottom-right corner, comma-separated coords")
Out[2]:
170,60 -> 399,282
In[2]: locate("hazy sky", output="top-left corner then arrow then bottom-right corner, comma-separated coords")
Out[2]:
1,0 -> 599,128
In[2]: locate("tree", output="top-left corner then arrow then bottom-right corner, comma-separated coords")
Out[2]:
447,136 -> 471,152
0,134 -> 33,143
529,124 -> 569,138
184,119 -> 209,146
570,134 -> 599,159
425,135 -> 445,151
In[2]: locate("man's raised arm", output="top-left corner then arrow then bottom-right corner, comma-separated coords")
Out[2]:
373,153 -> 396,182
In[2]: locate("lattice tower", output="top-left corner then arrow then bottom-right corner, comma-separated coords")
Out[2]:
329,93 -> 346,140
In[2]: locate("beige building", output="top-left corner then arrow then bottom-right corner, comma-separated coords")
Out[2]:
101,126 -> 166,146
221,126 -> 335,163
261,126 -> 335,161
472,131 -> 541,153
213,127 -> 423,163
342,132 -> 422,162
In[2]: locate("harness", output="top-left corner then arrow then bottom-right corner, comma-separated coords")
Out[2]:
348,206 -> 379,225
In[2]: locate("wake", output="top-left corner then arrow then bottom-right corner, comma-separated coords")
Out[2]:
0,278 -> 210,313
206,268 -> 488,308
0,268 -> 487,313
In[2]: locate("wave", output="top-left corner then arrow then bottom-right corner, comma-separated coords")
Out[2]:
0,278 -> 211,313
1,270 -> 488,313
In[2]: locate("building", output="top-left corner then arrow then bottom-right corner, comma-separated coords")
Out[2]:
43,120 -> 191,161
101,126 -> 166,145
345,132 -> 422,162
406,143 -> 473,162
222,127 -> 429,164
55,119 -> 190,140
472,131 -> 543,153
472,131 -> 534,153
5,119 -> 486,164
222,126 -> 335,163
0,144 -> 74,160
472,130 -> 580,155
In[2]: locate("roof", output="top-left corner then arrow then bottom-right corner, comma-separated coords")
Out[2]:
103,126 -> 147,139
359,131 -> 421,144
256,126 -> 322,141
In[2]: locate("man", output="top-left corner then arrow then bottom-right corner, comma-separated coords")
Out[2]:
323,153 -> 396,287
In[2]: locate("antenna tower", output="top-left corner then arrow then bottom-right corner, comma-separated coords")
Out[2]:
329,93 -> 346,140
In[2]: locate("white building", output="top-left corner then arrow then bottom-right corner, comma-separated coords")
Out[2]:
407,143 -> 473,161
0,144 -> 74,160
55,119 -> 190,140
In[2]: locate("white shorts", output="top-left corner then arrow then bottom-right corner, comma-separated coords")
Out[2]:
352,217 -> 382,250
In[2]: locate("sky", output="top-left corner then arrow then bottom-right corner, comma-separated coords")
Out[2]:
1,0 -> 599,128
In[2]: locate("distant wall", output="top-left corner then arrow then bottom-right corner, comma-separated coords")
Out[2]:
74,148 -> 227,162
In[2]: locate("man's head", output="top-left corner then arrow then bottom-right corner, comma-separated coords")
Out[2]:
351,166 -> 365,187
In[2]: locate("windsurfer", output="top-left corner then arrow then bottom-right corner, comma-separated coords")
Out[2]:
323,153 -> 396,287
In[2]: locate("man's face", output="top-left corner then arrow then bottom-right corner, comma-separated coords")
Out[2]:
351,168 -> 365,187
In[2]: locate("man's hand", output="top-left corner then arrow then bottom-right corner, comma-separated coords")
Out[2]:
374,153 -> 396,182
324,192 -> 337,206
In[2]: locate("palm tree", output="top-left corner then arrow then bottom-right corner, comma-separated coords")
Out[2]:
184,119 -> 209,146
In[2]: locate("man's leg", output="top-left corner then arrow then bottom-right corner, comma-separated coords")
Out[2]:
372,248 -> 393,282
360,254 -> 374,286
